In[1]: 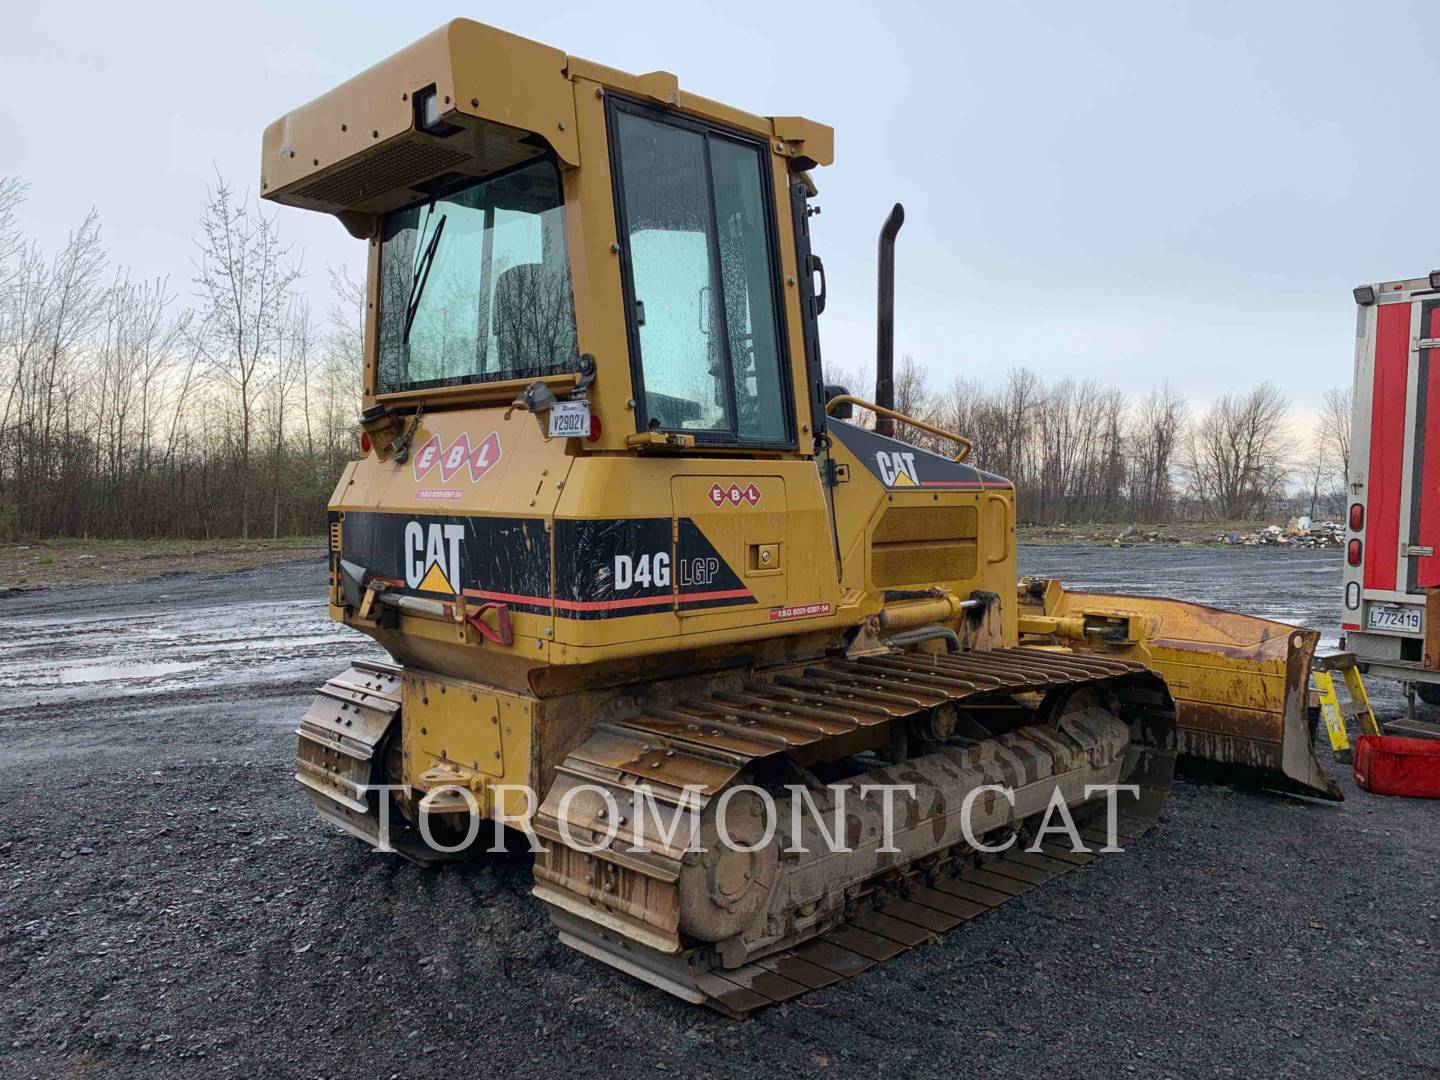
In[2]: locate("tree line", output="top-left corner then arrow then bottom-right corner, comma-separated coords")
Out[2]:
0,175 -> 362,540
0,171 -> 1354,540
826,357 -> 1352,525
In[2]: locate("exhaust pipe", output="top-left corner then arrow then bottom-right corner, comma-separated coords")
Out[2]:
875,203 -> 905,437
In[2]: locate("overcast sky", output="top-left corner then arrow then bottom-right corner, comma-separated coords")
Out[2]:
4,1 -> 1436,415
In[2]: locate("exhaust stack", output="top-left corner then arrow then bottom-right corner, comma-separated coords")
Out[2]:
874,203 -> 905,437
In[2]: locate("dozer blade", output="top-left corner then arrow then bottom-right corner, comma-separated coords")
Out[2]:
1018,580 -> 1341,801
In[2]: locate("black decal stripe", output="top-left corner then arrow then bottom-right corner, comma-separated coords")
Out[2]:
554,518 -> 672,611
339,511 -> 550,608
555,517 -> 754,620
829,419 -> 1013,490
336,512 -> 755,622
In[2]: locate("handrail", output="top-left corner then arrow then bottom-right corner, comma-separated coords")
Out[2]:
824,395 -> 973,462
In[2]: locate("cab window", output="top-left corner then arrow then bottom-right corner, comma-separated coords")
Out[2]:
610,102 -> 791,444
376,159 -> 575,394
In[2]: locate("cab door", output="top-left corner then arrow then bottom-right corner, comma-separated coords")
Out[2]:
608,97 -> 796,449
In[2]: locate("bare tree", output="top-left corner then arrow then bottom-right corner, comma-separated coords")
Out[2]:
1183,383 -> 1291,520
316,263 -> 365,452
1302,421 -> 1330,520
262,297 -> 316,537
891,354 -> 931,421
0,209 -> 108,533
0,178 -> 31,454
191,174 -> 300,539
0,177 -> 26,298
938,375 -> 1007,475
288,298 -> 316,459
93,274 -> 186,486
1293,385 -> 1355,520
1318,384 -> 1353,488
1128,381 -> 1187,521
324,264 -> 364,382
999,367 -> 1043,493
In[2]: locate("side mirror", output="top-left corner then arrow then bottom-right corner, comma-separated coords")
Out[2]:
824,384 -> 852,420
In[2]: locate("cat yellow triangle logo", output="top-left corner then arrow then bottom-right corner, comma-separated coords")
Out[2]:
875,449 -> 920,486
404,521 -> 466,594
417,560 -> 456,594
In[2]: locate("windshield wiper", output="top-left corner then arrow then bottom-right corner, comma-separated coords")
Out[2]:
402,211 -> 447,344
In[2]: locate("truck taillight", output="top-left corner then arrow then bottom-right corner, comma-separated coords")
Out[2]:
1345,581 -> 1360,609
1349,503 -> 1364,531
1347,539 -> 1362,567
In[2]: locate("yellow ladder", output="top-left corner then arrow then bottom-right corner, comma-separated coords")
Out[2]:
1312,650 -> 1380,764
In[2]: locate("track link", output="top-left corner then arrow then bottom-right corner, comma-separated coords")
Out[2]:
673,742 -> 1171,1016
533,646 -> 1176,1015
294,658 -> 443,863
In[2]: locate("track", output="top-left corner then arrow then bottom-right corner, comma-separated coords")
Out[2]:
532,648 -> 1176,1014
553,743 -> 1173,1017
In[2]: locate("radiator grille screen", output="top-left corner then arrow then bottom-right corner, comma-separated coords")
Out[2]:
871,505 -> 979,586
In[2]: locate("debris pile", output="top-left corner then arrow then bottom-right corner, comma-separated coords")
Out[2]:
1219,517 -> 1345,548
1111,526 -> 1184,546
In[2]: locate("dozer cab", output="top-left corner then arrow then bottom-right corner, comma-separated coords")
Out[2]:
263,20 -> 1337,1015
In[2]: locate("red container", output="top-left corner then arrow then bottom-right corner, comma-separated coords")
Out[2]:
1353,735 -> 1440,798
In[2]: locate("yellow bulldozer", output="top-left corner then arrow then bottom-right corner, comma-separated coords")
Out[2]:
263,20 -> 1338,1015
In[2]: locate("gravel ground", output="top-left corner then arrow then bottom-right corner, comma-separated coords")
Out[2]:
0,547 -> 1436,1078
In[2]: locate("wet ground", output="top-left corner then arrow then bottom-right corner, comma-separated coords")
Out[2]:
1,547 -> 1436,1078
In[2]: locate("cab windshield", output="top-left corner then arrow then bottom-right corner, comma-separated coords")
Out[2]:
376,159 -> 576,393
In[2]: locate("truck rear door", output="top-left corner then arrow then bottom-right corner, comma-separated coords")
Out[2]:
1410,300 -> 1440,593
1347,282 -> 1440,639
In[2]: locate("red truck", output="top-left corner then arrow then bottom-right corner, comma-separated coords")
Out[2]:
1344,273 -> 1440,709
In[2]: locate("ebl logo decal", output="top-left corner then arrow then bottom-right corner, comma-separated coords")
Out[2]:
707,482 -> 762,507
404,521 -> 465,594
412,432 -> 501,486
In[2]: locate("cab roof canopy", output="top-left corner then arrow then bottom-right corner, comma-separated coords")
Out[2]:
260,19 -> 832,235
